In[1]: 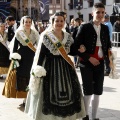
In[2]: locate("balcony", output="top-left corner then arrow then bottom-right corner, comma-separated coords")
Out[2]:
87,0 -> 94,7
68,3 -> 73,10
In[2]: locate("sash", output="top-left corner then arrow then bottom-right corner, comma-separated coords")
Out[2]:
18,30 -> 36,52
46,32 -> 74,68
0,34 -> 9,51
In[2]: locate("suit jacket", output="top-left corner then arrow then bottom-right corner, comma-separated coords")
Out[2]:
75,20 -> 111,61
8,25 -> 15,42
65,22 -> 70,33
72,26 -> 79,40
7,22 -> 19,42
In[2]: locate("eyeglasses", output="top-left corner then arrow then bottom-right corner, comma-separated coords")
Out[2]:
96,11 -> 105,14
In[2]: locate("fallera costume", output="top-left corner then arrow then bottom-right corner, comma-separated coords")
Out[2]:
25,31 -> 86,120
2,29 -> 39,98
0,32 -> 10,74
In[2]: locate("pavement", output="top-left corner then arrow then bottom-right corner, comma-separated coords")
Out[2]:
0,47 -> 120,120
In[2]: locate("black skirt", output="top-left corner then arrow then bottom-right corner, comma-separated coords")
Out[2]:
42,55 -> 81,117
0,43 -> 10,67
16,46 -> 35,91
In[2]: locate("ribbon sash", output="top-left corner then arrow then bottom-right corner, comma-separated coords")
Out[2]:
46,32 -> 74,68
0,34 -> 9,51
18,30 -> 36,52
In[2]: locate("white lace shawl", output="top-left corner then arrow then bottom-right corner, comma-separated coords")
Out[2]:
43,31 -> 74,55
15,29 -> 39,46
9,16 -> 39,54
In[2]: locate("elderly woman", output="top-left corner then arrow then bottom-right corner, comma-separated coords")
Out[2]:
25,12 -> 86,120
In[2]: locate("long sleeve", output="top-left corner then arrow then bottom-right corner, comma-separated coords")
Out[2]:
75,25 -> 90,61
12,38 -> 19,53
37,43 -> 49,66
8,26 -> 15,42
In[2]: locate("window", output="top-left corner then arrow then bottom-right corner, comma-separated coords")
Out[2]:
68,4 -> 73,10
115,0 -> 120,3
56,10 -> 60,12
49,0 -> 52,4
68,0 -> 73,10
49,10 -> 53,14
88,1 -> 94,7
70,15 -> 74,22
56,0 -> 60,4
89,13 -> 93,21
99,0 -> 106,5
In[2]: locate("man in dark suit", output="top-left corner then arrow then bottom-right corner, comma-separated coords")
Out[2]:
72,18 -> 83,67
5,16 -> 18,42
75,3 -> 111,120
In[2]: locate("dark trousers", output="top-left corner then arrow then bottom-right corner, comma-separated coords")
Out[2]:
104,56 -> 110,74
80,60 -> 104,95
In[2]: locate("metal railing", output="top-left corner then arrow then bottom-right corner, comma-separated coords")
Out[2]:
112,32 -> 120,47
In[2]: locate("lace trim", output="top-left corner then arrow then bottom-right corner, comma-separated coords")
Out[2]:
43,32 -> 73,55
42,58 -> 81,117
16,30 -> 38,46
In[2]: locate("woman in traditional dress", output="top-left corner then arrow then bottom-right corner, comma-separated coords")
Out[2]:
25,12 -> 86,120
2,16 -> 39,103
0,23 -> 10,79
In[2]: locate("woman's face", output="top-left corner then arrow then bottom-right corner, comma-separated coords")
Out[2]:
0,24 -> 5,32
23,18 -> 32,29
53,16 -> 65,31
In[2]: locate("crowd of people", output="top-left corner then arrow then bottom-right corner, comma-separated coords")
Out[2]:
0,2 -> 117,120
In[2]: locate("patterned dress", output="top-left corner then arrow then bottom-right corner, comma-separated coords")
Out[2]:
25,31 -> 85,120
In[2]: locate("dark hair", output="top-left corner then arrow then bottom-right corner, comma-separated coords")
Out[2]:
92,2 -> 105,11
52,12 -> 65,24
5,16 -> 15,21
104,14 -> 109,19
79,18 -> 84,22
75,18 -> 80,21
59,11 -> 66,16
75,18 -> 84,25
116,17 -> 120,21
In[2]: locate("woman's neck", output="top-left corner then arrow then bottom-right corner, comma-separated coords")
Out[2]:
24,28 -> 31,35
53,29 -> 62,35
52,29 -> 63,41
